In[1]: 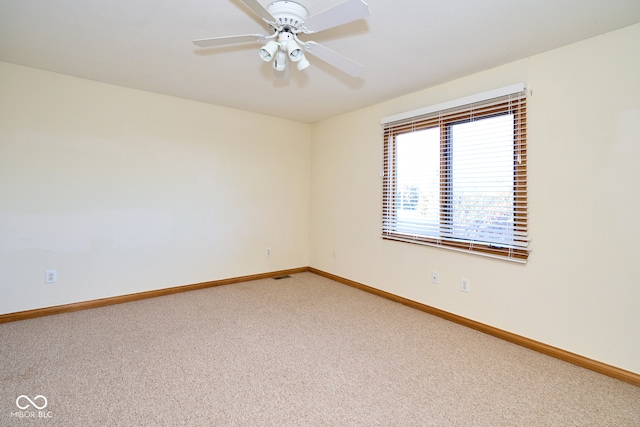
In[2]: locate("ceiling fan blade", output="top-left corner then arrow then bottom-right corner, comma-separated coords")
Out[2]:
304,42 -> 365,77
301,0 -> 370,33
193,34 -> 265,48
239,0 -> 276,23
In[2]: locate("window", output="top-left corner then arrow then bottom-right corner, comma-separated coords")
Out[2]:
382,85 -> 529,262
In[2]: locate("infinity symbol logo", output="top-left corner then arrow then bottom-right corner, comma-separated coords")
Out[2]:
16,395 -> 48,410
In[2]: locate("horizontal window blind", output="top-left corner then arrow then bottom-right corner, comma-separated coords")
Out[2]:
382,85 -> 529,262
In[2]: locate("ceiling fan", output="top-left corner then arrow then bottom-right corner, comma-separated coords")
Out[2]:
193,0 -> 370,78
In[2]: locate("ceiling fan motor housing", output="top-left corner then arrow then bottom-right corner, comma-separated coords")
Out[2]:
267,1 -> 309,31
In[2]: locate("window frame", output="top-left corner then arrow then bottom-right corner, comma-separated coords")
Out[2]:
382,88 -> 529,262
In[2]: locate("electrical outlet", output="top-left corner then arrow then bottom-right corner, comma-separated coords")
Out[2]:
460,278 -> 470,293
45,269 -> 57,284
266,248 -> 271,257
431,272 -> 439,284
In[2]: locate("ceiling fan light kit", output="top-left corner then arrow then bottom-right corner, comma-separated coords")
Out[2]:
296,55 -> 310,71
193,0 -> 370,78
259,40 -> 279,61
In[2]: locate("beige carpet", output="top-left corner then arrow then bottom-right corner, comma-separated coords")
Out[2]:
1,272 -> 638,426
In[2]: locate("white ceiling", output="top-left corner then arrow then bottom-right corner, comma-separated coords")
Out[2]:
1,0 -> 639,123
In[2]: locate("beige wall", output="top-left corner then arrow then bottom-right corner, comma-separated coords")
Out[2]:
0,62 -> 311,314
310,23 -> 640,374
